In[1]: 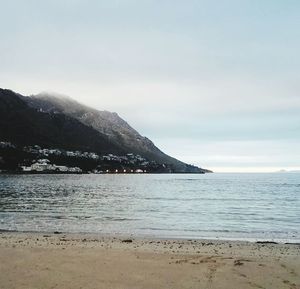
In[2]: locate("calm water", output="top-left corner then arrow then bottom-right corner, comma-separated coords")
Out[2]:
0,173 -> 299,242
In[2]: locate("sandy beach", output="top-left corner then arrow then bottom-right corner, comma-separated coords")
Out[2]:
0,232 -> 299,289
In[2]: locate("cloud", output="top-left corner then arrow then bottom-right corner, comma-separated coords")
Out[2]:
158,139 -> 300,172
1,0 -> 299,171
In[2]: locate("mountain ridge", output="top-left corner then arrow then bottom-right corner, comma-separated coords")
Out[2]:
0,88 -> 211,173
0,88 -> 122,154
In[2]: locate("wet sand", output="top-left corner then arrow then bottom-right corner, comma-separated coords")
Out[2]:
0,232 -> 299,289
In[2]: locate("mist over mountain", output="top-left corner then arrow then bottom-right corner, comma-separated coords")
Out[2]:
0,88 -> 210,173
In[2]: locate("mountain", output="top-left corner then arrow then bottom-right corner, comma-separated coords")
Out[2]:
25,92 -> 184,167
0,89 -> 123,154
0,88 -> 211,173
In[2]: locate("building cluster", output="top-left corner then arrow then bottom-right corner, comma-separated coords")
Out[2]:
101,153 -> 149,166
1,141 -> 162,174
65,151 -> 99,159
23,145 -> 99,159
21,159 -> 82,173
19,145 -> 152,166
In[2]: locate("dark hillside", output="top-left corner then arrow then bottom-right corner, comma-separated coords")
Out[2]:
0,89 -> 124,155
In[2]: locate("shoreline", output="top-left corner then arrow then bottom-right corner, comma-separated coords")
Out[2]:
1,231 -> 300,250
1,229 -> 299,245
0,171 -> 208,175
1,232 -> 299,289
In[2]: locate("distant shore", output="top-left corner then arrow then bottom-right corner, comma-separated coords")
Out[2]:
1,232 -> 299,289
0,171 -> 208,175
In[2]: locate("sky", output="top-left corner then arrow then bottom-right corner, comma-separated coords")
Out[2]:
0,0 -> 299,172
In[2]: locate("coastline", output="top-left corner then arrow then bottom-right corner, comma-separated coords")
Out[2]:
1,232 -> 299,289
1,228 -> 300,244
0,171 -> 209,175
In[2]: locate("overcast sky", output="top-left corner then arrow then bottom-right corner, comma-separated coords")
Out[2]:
1,0 -> 299,172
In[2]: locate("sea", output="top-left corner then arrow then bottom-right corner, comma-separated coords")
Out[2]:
0,173 -> 299,242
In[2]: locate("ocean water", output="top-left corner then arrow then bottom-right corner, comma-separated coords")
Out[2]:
0,173 -> 299,242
